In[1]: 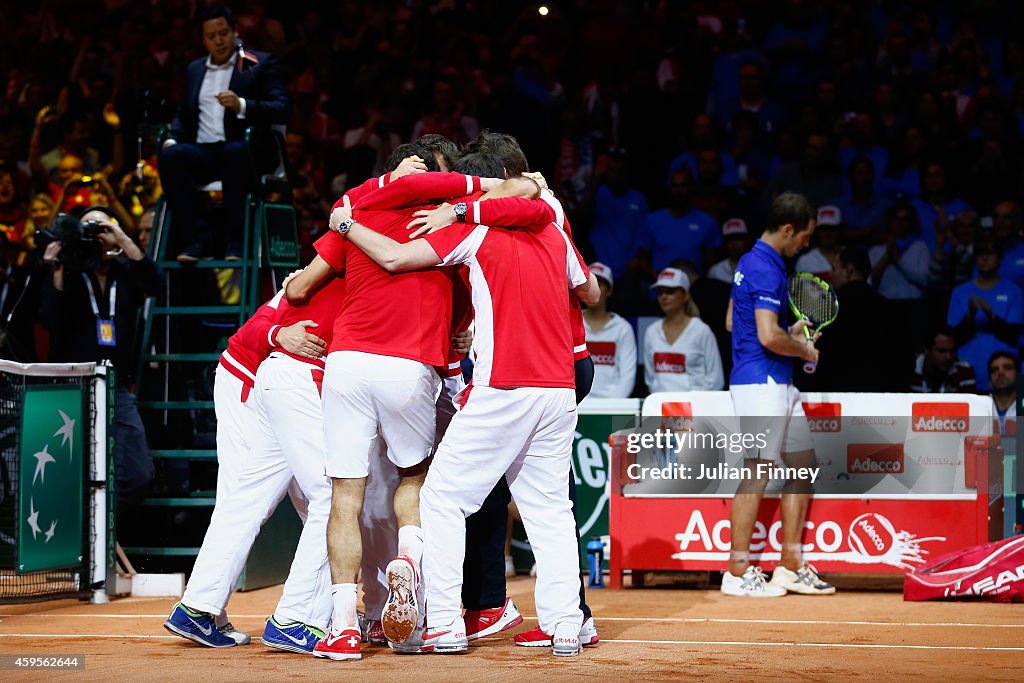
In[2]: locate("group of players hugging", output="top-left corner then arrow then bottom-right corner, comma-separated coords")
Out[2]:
162,130 -> 604,660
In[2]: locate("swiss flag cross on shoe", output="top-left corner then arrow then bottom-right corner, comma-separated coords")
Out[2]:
313,627 -> 361,661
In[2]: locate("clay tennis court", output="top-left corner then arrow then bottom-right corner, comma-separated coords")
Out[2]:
1,575 -> 1021,681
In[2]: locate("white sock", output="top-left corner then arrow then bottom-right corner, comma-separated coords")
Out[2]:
397,525 -> 424,565
214,611 -> 228,628
331,583 -> 358,631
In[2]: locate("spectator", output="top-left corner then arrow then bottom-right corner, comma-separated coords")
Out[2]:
795,205 -> 842,281
39,206 -> 161,504
0,231 -> 38,361
988,351 -> 1018,437
38,112 -> 100,179
638,167 -> 719,274
714,60 -> 784,137
928,209 -> 978,296
665,113 -> 740,188
909,327 -> 977,393
947,239 -> 1024,392
708,218 -> 753,284
584,150 -> 648,280
158,5 -> 290,261
21,193 -> 55,251
582,262 -> 636,399
911,161 -> 972,255
729,111 -> 773,200
880,125 -> 927,200
991,200 -> 1024,291
642,268 -> 723,393
812,247 -> 900,392
343,101 -> 402,180
763,129 -> 842,209
833,156 -> 888,244
410,77 -> 480,147
837,114 -> 888,195
692,148 -> 745,222
869,202 -> 930,300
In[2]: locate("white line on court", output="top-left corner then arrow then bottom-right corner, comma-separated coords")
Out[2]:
606,639 -> 1024,652
2,615 -> 1023,629
0,633 -> 1021,652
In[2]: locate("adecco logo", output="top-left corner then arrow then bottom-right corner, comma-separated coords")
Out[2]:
804,402 -> 841,432
847,444 -> 904,474
911,402 -> 970,432
670,510 -> 944,568
587,341 -> 616,367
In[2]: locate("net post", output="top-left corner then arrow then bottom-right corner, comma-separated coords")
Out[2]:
89,363 -> 110,604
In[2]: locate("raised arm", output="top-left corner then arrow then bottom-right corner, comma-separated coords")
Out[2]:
353,172 -> 489,211
344,221 -> 442,273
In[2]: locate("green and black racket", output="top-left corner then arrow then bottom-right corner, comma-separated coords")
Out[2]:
788,272 -> 839,374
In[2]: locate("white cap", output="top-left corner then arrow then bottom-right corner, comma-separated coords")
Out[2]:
589,261 -> 614,286
817,205 -> 842,227
651,267 -> 690,291
722,217 -> 748,237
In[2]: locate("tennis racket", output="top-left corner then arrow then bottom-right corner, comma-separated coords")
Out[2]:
787,272 -> 839,374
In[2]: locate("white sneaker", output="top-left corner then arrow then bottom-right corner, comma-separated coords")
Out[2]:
580,616 -> 599,646
551,622 -> 582,657
720,566 -> 787,597
770,564 -> 836,595
505,555 -> 516,578
423,617 -> 468,654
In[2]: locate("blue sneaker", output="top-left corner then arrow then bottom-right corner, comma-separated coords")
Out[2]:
260,616 -> 325,654
164,603 -> 237,648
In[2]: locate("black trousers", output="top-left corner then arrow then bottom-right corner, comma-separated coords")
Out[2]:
462,356 -> 595,619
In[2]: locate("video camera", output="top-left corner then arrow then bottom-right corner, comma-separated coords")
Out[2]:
35,213 -> 106,272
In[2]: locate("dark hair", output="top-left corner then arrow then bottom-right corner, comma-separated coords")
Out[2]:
453,152 -> 505,178
415,134 -> 460,172
839,246 -> 871,279
974,235 -> 1002,259
200,4 -> 236,27
464,129 -> 529,176
988,351 -> 1019,373
766,192 -> 815,233
60,112 -> 90,137
885,200 -> 920,233
926,325 -> 957,348
385,143 -> 438,173
847,154 -> 875,176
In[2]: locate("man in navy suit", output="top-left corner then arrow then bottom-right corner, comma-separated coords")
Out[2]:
159,4 -> 289,261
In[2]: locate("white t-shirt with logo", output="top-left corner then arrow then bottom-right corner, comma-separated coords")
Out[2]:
642,317 -> 724,393
584,313 -> 637,398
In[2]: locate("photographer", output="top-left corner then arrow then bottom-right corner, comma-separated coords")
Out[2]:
39,206 -> 161,505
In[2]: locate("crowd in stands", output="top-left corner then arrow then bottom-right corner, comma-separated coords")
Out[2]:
0,0 -> 1021,401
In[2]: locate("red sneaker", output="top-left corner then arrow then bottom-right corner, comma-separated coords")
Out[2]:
365,619 -> 386,646
514,617 -> 599,648
465,597 -> 523,641
513,625 -> 552,647
312,627 -> 361,661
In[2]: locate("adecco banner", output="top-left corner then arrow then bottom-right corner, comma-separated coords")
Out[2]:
633,392 -> 995,496
608,392 -> 1002,586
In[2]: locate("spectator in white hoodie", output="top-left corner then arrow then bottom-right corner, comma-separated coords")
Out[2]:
643,268 -> 724,393
582,262 -> 637,398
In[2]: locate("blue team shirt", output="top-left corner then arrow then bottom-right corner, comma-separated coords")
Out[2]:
590,185 -> 649,277
730,239 -> 792,385
640,207 -> 720,272
946,278 -> 1024,392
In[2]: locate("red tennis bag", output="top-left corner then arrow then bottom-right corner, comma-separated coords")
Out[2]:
904,535 -> 1024,602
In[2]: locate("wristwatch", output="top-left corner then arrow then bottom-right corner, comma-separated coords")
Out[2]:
337,217 -> 354,235
454,201 -> 468,223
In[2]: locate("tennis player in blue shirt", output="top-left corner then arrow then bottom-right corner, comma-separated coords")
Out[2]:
723,192 -> 835,597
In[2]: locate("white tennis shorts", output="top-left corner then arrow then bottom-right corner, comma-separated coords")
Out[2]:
322,350 -> 441,478
729,377 -> 813,463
